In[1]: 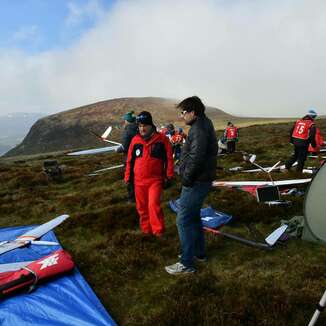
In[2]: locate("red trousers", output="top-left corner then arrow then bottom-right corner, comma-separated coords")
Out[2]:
134,180 -> 165,236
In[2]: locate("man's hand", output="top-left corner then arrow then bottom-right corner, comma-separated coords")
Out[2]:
115,145 -> 124,153
181,177 -> 193,188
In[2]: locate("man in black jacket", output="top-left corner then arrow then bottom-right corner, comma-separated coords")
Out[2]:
165,96 -> 217,275
117,111 -> 138,201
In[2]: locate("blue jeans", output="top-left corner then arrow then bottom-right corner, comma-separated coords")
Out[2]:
177,182 -> 211,268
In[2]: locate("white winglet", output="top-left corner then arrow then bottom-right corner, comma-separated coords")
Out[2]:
267,161 -> 281,173
265,225 -> 288,246
101,126 -> 112,139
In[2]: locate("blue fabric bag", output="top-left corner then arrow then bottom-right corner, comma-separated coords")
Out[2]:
0,225 -> 116,326
169,199 -> 232,229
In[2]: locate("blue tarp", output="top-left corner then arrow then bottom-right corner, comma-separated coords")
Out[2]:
0,225 -> 116,326
169,199 -> 232,228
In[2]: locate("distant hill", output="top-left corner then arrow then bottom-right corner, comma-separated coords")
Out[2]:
0,112 -> 44,156
5,97 -> 233,157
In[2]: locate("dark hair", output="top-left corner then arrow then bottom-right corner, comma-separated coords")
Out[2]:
177,96 -> 205,116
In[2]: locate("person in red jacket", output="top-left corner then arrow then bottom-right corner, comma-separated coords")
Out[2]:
124,111 -> 174,237
308,127 -> 324,154
170,128 -> 186,161
285,108 -> 317,172
223,122 -> 239,153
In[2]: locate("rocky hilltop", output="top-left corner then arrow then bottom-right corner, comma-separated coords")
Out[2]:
5,97 -> 233,157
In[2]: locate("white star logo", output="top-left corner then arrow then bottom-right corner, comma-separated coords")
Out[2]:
201,217 -> 214,221
37,253 -> 59,270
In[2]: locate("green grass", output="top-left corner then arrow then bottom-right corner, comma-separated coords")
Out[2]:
1,120 -> 326,325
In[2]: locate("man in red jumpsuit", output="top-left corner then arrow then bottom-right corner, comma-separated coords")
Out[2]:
285,108 -> 317,172
124,111 -> 174,237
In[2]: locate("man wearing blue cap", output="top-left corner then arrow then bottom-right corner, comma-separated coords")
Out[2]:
117,111 -> 138,202
285,108 -> 317,172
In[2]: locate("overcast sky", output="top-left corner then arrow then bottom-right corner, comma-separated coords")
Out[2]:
0,0 -> 325,117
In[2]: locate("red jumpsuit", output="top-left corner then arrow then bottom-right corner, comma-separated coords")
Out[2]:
125,132 -> 174,236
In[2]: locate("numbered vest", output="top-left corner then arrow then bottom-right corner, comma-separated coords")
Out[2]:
226,127 -> 238,140
292,119 -> 314,140
171,133 -> 183,144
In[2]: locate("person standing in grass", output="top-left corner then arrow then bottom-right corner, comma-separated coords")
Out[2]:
116,111 -> 138,202
285,108 -> 317,172
165,96 -> 217,275
308,127 -> 324,155
124,111 -> 174,237
223,121 -> 239,153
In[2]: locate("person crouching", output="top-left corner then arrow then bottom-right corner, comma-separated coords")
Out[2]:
124,111 -> 174,237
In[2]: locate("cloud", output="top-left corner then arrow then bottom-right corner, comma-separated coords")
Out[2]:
65,0 -> 106,26
12,25 -> 40,43
1,0 -> 326,117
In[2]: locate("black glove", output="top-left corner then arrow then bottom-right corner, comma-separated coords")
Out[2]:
163,178 -> 173,189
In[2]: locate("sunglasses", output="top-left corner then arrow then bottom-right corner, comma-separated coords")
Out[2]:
180,110 -> 191,116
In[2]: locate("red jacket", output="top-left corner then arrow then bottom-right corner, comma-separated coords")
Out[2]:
292,119 -> 314,140
124,132 -> 174,185
171,132 -> 185,144
225,126 -> 238,141
308,128 -> 324,153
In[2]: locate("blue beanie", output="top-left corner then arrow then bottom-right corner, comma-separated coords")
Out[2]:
307,107 -> 317,118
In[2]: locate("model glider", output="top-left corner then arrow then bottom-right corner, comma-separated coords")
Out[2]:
243,165 -> 314,175
204,224 -> 288,249
0,214 -> 69,256
241,162 -> 296,173
91,126 -> 122,147
169,199 -> 287,249
212,179 -> 312,188
67,126 -> 122,156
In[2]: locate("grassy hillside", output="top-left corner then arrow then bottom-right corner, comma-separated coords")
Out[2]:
5,97 -> 232,157
0,119 -> 325,325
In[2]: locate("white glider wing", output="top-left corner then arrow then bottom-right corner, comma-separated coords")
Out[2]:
67,145 -> 119,156
212,179 -> 312,187
0,261 -> 33,272
0,242 -> 25,256
242,162 -> 297,173
88,164 -> 124,176
0,214 -> 69,256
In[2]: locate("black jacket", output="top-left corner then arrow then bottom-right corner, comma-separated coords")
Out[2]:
117,122 -> 138,154
179,114 -> 217,186
290,116 -> 316,148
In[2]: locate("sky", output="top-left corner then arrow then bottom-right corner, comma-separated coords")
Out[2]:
0,0 -> 325,117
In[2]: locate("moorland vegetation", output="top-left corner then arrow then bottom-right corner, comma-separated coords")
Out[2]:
0,120 -> 325,325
